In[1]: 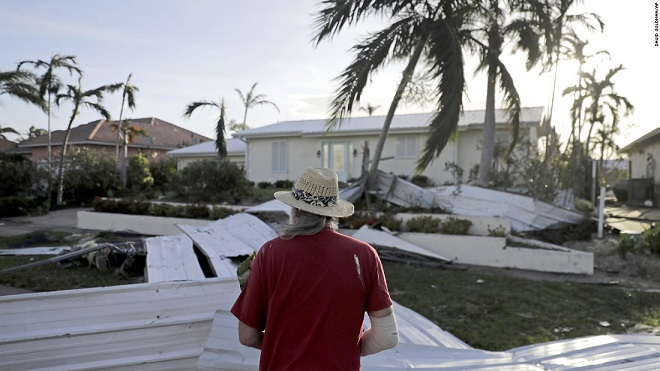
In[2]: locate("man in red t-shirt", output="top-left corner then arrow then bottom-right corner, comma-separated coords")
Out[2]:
231,167 -> 398,370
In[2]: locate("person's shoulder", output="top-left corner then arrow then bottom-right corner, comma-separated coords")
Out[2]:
329,229 -> 373,249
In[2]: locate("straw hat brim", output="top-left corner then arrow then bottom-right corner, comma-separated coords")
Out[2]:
274,191 -> 354,218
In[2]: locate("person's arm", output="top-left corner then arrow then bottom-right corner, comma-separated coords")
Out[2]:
361,305 -> 398,356
238,321 -> 263,350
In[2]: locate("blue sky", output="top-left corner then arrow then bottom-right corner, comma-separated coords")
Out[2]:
1,0 -> 658,150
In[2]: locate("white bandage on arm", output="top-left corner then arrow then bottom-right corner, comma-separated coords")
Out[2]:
361,312 -> 399,356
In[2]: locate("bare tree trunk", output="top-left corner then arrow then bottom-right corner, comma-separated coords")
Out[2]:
366,37 -> 427,190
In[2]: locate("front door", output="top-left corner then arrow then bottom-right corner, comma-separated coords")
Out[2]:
321,142 -> 350,182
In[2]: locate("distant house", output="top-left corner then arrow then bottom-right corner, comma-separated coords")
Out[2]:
10,117 -> 211,163
621,127 -> 660,204
234,107 -> 546,185
167,138 -> 246,170
0,138 -> 18,153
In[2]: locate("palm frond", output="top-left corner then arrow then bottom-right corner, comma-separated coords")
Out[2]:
416,17 -> 465,171
496,61 -> 522,158
183,101 -> 219,117
326,15 -> 421,130
216,99 -> 227,158
82,101 -> 111,121
505,19 -> 542,70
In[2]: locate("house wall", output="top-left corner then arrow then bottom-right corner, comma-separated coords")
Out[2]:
243,126 -> 532,186
628,141 -> 660,182
626,140 -> 660,205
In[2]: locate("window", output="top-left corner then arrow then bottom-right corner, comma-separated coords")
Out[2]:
396,135 -> 418,158
272,141 -> 287,172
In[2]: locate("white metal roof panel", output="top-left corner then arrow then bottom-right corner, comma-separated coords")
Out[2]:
352,226 -> 452,262
509,334 -> 660,370
176,213 -> 276,278
432,185 -> 588,232
144,234 -> 205,283
236,107 -> 544,138
0,278 -> 241,370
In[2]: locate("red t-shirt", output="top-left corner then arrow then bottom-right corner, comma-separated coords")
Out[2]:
231,228 -> 393,370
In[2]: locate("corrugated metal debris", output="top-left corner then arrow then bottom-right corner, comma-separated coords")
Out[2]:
351,225 -> 453,263
432,185 -> 589,232
0,278 -> 241,371
1,211 -> 658,370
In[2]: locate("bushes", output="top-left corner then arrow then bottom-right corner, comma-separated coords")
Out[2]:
0,196 -> 45,217
126,154 -> 154,193
406,215 -> 472,234
60,149 -> 119,206
92,198 -> 238,220
177,160 -> 253,203
0,153 -> 49,199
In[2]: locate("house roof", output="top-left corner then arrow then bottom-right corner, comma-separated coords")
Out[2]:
235,107 -> 545,138
167,138 -> 246,157
0,138 -> 18,152
621,127 -> 660,153
17,117 -> 211,150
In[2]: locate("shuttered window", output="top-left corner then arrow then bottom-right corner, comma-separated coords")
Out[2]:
396,135 -> 418,158
272,141 -> 287,172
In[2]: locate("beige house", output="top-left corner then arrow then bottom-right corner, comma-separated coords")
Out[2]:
234,107 -> 545,185
167,138 -> 246,170
621,127 -> 660,204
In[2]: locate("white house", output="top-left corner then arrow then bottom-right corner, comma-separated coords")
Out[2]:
167,138 -> 246,170
234,107 -> 545,185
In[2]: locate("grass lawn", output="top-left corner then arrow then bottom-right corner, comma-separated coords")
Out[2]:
383,261 -> 660,351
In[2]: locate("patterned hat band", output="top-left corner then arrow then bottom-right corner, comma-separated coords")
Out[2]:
291,187 -> 338,207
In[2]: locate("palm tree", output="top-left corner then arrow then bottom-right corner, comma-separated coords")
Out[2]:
563,64 -> 633,156
461,0 -> 564,186
313,0 -> 469,191
113,73 -> 139,160
229,120 -> 250,133
544,0 -> 603,140
235,82 -> 279,127
26,126 -> 48,139
560,33 -> 609,144
113,120 -> 148,187
0,69 -> 43,108
17,54 -> 82,166
111,73 -> 139,188
111,119 -> 148,188
0,124 -> 20,140
53,77 -> 119,205
184,97 -> 228,158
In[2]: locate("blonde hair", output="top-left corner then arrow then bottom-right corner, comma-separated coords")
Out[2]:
277,208 -> 338,240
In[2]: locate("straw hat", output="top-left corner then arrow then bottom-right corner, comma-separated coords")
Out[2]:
274,167 -> 354,218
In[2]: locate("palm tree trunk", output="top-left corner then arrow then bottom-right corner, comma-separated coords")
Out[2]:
242,107 -> 248,128
366,36 -> 427,191
120,134 -> 128,188
47,91 -> 52,165
56,104 -> 80,205
477,63 -> 498,186
116,98 -> 126,160
46,92 -> 53,207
